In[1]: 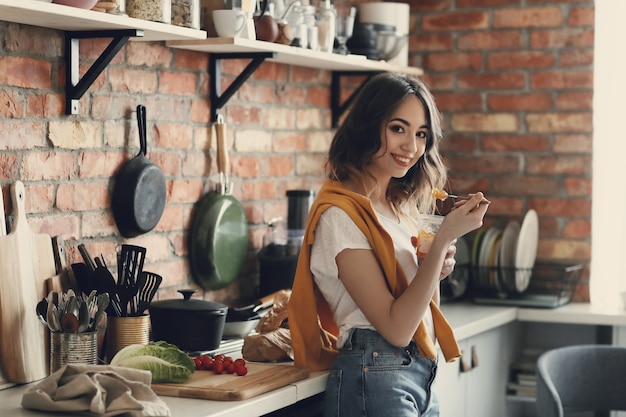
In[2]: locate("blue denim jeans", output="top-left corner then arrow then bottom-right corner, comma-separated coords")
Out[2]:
323,328 -> 439,417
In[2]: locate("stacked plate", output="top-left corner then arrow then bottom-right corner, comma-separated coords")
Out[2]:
471,210 -> 539,296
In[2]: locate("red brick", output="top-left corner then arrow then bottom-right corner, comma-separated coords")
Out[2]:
526,155 -> 591,175
232,155 -> 262,179
456,0 -> 518,7
412,0 -> 452,12
457,31 -> 523,50
568,7 -> 594,26
0,121 -> 47,150
0,57 -> 52,89
440,134 -> 478,153
531,70 -> 594,89
492,176 -> 563,196
450,155 -> 520,174
56,182 -> 110,211
562,219 -> 591,239
158,71 -> 198,95
530,28 -> 594,48
555,92 -> 592,110
109,68 -> 158,94
564,178 -> 591,196
0,154 -> 18,180
481,135 -> 551,152
189,98 -> 212,124
267,156 -> 295,177
154,123 -> 193,149
537,239 -> 591,261
526,113 -> 592,133
173,49 -> 208,71
529,197 -> 591,217
241,181 -> 280,201
423,52 -> 482,72
458,73 -> 526,90
451,113 -> 518,132
487,93 -> 552,111
168,179 -> 203,204
126,42 -> 172,67
4,23 -> 62,57
23,184 -> 55,214
494,7 -> 564,28
414,33 -> 455,51
21,152 -> 76,181
435,93 -> 482,111
0,89 -> 24,117
239,82 -> 279,105
558,49 -> 594,67
487,51 -> 555,70
423,11 -> 489,32
554,134 -> 592,153
26,93 -> 64,118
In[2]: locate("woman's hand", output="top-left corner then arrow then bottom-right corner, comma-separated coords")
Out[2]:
438,192 -> 490,243
440,240 -> 457,280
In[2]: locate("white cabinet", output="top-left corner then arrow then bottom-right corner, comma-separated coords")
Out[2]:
435,321 -> 523,417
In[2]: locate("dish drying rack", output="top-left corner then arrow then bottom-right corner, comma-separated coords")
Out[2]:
469,263 -> 584,308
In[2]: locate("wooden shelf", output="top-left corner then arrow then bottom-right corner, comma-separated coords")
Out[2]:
167,37 -> 424,75
0,0 -> 206,42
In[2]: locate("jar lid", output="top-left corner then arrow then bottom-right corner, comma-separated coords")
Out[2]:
150,289 -> 228,312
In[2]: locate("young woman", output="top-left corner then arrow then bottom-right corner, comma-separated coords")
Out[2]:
288,72 -> 490,417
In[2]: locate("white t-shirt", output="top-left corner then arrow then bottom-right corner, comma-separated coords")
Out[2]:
311,206 -> 435,348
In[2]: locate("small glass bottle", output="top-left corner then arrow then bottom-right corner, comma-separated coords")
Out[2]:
316,0 -> 335,53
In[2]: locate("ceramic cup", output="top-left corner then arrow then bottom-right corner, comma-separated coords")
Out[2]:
212,9 -> 247,38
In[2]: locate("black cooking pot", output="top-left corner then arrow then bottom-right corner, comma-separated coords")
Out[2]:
148,289 -> 227,352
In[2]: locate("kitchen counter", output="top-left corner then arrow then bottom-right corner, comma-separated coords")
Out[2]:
1,301 -> 625,417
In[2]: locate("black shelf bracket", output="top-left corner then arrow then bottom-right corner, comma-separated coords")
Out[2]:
209,52 -> 276,122
331,71 -> 381,128
65,29 -> 144,115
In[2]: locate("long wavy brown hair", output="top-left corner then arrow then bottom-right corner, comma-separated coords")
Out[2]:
327,72 -> 447,216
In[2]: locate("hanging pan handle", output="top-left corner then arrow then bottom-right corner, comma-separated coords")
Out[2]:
215,114 -> 230,193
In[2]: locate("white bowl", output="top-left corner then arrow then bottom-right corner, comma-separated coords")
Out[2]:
52,0 -> 98,9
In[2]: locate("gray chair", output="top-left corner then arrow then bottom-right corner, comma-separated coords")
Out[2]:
536,344 -> 626,417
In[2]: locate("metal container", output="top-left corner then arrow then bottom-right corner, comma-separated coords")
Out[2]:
50,332 -> 98,372
105,314 -> 151,362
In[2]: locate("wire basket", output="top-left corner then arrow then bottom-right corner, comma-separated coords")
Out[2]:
469,263 -> 584,308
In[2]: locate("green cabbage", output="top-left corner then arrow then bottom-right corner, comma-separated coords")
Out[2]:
110,341 -> 194,383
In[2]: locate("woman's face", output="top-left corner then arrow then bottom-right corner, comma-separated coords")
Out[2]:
368,95 -> 429,181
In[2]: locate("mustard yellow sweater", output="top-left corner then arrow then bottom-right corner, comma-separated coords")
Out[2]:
287,179 -> 461,371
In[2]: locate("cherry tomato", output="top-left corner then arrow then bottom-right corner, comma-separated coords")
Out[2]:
234,358 -> 246,367
193,357 -> 203,370
213,361 -> 225,374
235,365 -> 248,376
199,355 -> 213,370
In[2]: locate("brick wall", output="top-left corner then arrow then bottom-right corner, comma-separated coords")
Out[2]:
0,0 -> 594,303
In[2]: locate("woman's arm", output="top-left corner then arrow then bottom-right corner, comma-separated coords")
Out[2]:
336,193 -> 489,347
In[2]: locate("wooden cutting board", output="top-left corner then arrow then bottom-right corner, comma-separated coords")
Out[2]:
0,181 -> 56,383
152,362 -> 310,401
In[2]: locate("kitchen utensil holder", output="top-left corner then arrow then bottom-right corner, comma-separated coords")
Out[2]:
50,331 -> 98,372
469,263 -> 584,304
105,314 -> 150,362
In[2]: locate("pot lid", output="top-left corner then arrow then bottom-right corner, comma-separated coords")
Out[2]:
150,289 -> 227,312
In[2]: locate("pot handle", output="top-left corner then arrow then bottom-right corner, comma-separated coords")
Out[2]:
178,289 -> 197,300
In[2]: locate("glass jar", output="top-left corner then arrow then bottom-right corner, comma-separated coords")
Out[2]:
127,0 -> 172,24
172,0 -> 200,29
91,0 -> 126,14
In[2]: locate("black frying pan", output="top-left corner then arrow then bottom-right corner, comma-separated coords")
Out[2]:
111,105 -> 166,238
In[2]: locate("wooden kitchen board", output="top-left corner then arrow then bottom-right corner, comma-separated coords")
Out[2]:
151,363 -> 309,401
0,181 -> 56,383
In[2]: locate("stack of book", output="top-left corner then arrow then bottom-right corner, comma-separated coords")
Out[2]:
506,348 -> 544,400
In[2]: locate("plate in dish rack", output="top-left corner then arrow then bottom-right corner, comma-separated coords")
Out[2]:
514,210 -> 539,292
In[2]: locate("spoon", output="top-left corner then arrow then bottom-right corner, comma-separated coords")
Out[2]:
61,312 -> 79,333
432,189 -> 490,204
47,302 -> 60,332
